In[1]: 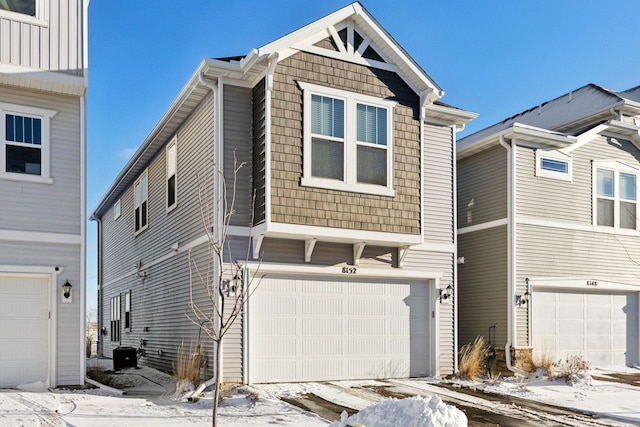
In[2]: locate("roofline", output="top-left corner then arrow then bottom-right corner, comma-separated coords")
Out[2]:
457,123 -> 577,160
424,103 -> 477,126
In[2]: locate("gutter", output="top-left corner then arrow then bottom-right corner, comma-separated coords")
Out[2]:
499,135 -> 528,377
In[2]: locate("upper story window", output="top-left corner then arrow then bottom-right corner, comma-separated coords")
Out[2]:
536,149 -> 572,181
1,103 -> 56,184
299,81 -> 396,197
0,0 -> 36,16
134,170 -> 148,234
594,161 -> 637,230
114,199 -> 121,220
166,138 -> 177,211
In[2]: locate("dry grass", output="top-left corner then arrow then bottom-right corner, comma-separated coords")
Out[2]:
532,346 -> 556,376
458,336 -> 487,380
175,341 -> 203,388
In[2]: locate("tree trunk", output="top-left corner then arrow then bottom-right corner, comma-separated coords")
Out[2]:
212,338 -> 221,426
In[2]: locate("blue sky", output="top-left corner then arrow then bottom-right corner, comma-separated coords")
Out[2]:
86,0 -> 640,314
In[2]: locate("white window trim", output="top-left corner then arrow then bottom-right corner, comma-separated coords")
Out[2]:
166,137 -> 177,212
134,170 -> 149,235
0,1 -> 47,27
114,199 -> 121,220
0,102 -> 56,184
536,149 -> 572,181
592,160 -> 639,232
298,81 -> 396,197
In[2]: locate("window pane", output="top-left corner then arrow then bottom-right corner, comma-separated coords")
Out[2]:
311,138 -> 343,180
357,104 -> 387,146
141,201 -> 147,228
597,169 -> 614,197
311,95 -> 343,138
621,201 -> 636,229
357,145 -> 387,185
597,198 -> 614,226
620,172 -> 636,201
15,115 -> 24,142
33,118 -> 41,144
0,0 -> 36,16
24,117 -> 33,143
6,114 -> 14,141
134,183 -> 140,207
6,145 -> 41,175
168,175 -> 176,207
541,158 -> 568,173
141,174 -> 148,201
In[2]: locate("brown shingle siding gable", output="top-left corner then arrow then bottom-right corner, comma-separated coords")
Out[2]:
270,51 -> 421,234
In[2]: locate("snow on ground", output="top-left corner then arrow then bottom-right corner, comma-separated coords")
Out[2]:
1,360 -> 639,426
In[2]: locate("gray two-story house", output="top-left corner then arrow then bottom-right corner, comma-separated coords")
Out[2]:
458,84 -> 640,372
0,0 -> 88,387
92,2 -> 475,383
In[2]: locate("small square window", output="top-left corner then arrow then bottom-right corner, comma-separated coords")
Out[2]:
536,150 -> 572,181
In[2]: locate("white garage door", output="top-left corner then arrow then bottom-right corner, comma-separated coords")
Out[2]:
532,289 -> 639,367
0,275 -> 50,388
248,276 -> 430,383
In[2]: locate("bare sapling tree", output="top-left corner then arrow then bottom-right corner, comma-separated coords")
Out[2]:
186,151 -> 260,426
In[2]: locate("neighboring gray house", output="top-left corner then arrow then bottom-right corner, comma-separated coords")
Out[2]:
91,2 -> 475,384
0,0 -> 88,387
457,84 -> 640,372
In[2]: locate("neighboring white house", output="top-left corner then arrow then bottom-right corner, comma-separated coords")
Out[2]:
0,0 -> 88,387
457,83 -> 640,372
91,2 -> 475,384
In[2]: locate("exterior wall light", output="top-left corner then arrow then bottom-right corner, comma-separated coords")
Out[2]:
231,271 -> 243,293
439,284 -> 453,303
62,280 -> 72,299
516,279 -> 530,307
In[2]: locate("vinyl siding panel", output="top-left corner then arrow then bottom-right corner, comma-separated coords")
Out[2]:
252,78 -> 266,224
270,51 -> 421,235
402,249 -> 455,375
516,224 -> 640,345
0,0 -> 85,75
423,123 -> 454,243
457,145 -> 507,229
0,86 -> 81,234
457,225 -> 508,348
0,241 -> 82,385
223,84 -> 253,227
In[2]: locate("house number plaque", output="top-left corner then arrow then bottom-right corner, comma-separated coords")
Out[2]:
342,267 -> 357,274
586,280 -> 598,287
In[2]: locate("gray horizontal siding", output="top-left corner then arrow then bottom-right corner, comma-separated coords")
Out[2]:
0,0 -> 85,75
457,225 -> 508,349
100,93 -> 214,283
457,145 -> 507,229
423,123 -> 454,244
0,241 -> 82,385
0,86 -> 81,234
402,249 -> 455,375
223,84 -> 253,228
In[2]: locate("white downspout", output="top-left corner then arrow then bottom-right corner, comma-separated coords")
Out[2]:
197,72 -> 223,382
452,124 -> 459,374
499,135 -> 528,377
80,94 -> 87,385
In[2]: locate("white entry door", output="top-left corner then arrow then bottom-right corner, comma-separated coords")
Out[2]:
248,275 -> 430,383
0,275 -> 50,388
532,289 -> 639,367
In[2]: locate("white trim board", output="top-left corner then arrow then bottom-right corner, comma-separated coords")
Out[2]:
0,229 -> 82,245
457,218 -> 508,235
529,276 -> 640,292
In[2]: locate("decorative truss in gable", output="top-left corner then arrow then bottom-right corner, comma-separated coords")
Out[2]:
291,19 -> 398,73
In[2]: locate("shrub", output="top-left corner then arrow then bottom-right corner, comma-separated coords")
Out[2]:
175,341 -> 203,390
553,354 -> 590,381
458,336 -> 487,380
532,346 -> 556,377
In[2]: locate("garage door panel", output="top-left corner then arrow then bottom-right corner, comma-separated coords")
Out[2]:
1,275 -> 50,388
250,276 -> 430,382
533,289 -> 639,368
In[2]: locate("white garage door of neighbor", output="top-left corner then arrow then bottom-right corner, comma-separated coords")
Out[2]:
532,289 -> 639,368
249,276 -> 430,383
0,275 -> 50,388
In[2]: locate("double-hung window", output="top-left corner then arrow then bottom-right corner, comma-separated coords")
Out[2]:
594,161 -> 638,230
110,295 -> 121,342
124,291 -> 131,332
134,170 -> 148,234
300,82 -> 396,196
1,103 -> 55,183
166,138 -> 177,210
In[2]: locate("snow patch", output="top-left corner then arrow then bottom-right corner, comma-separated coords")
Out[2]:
16,380 -> 49,391
328,395 -> 467,427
